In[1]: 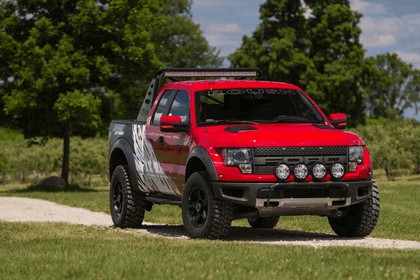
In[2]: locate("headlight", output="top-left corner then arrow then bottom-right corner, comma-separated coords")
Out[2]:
222,148 -> 252,174
349,146 -> 363,163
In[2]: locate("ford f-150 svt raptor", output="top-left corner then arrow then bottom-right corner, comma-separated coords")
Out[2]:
108,68 -> 379,239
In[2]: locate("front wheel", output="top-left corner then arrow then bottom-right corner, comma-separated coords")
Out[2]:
328,183 -> 380,237
182,171 -> 233,239
110,165 -> 146,228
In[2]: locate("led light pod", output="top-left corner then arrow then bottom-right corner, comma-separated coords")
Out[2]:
312,163 -> 327,180
331,163 -> 345,179
275,164 -> 290,180
294,164 -> 309,180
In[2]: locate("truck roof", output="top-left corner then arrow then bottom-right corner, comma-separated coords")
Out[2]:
161,79 -> 303,92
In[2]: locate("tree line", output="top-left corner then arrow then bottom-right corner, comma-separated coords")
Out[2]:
229,0 -> 419,124
0,0 -> 419,183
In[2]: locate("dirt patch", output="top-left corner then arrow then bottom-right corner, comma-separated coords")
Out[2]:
1,196 -> 419,250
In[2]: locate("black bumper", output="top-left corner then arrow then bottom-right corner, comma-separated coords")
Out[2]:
212,180 -> 374,217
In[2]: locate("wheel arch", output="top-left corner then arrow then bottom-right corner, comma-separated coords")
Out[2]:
109,138 -> 138,189
186,146 -> 217,182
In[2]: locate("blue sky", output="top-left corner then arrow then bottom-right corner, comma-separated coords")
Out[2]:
191,0 -> 420,119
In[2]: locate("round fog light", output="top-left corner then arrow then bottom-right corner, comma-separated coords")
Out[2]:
312,163 -> 327,179
294,164 -> 308,180
275,164 -> 290,180
331,163 -> 345,179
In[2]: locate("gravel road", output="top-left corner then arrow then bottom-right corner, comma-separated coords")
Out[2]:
1,196 -> 419,250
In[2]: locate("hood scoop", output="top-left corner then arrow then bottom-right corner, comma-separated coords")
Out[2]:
224,125 -> 257,133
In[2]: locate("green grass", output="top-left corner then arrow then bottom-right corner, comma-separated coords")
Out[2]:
0,222 -> 419,280
2,174 -> 419,241
0,175 -> 419,279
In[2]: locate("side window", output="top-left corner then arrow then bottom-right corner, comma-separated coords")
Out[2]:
152,90 -> 174,125
168,91 -> 190,123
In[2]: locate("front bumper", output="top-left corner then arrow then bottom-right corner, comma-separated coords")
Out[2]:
212,180 -> 373,217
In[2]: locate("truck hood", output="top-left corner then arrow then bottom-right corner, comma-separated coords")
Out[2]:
199,123 -> 364,148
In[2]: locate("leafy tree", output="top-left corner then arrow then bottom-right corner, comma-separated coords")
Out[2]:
229,0 -> 310,85
229,0 -> 366,125
362,53 -> 420,119
102,0 -> 222,119
301,0 -> 366,126
0,0 -> 221,184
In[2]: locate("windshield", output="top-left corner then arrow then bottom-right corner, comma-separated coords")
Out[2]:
195,88 -> 325,125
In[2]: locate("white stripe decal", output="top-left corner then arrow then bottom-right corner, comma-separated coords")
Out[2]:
132,124 -> 180,195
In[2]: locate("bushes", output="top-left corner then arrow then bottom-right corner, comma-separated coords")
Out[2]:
352,119 -> 420,178
0,128 -> 108,186
1,119 -> 419,185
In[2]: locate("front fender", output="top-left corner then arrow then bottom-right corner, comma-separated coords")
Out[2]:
187,146 -> 217,181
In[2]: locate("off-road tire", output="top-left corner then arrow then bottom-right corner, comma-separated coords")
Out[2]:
110,165 -> 146,228
328,183 -> 380,237
247,216 -> 279,229
182,171 -> 234,239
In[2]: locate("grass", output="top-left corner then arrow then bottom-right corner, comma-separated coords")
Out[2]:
1,172 -> 419,241
0,222 -> 419,280
0,174 -> 419,279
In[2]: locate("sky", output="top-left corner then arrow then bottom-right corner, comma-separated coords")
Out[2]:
191,0 -> 420,120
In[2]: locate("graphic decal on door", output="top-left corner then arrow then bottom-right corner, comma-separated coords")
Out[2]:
132,124 -> 180,195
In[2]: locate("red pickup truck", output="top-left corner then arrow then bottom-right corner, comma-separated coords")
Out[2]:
108,69 -> 379,239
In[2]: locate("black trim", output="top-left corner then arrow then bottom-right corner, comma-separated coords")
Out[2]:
212,180 -> 374,208
187,147 -> 218,182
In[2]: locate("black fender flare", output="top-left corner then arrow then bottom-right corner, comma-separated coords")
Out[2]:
187,146 -> 218,182
109,137 -> 139,190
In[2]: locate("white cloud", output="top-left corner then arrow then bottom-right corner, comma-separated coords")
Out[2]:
359,17 -> 402,47
405,14 -> 420,34
208,23 -> 241,33
193,0 -> 225,8
351,0 -> 387,15
396,51 -> 420,69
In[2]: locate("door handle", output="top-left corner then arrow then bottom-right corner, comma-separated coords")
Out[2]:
158,136 -> 164,147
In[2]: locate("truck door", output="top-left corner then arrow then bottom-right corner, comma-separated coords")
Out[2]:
145,89 -> 191,195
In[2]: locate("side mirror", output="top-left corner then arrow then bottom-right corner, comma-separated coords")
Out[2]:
160,115 -> 189,133
329,113 -> 347,129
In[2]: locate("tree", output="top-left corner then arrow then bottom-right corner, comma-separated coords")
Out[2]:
301,0 -> 366,126
104,0 -> 223,120
229,0 -> 366,126
362,53 -> 420,119
0,0 -> 221,184
229,0 -> 310,85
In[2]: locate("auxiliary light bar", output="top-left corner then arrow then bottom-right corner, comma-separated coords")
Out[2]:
155,68 -> 261,81
164,70 -> 260,78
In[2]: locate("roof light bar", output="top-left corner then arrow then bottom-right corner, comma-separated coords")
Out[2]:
155,68 -> 261,80
164,70 -> 260,78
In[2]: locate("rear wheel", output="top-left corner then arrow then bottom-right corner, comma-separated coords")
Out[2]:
247,216 -> 279,229
182,171 -> 233,239
110,165 -> 146,228
328,183 -> 380,237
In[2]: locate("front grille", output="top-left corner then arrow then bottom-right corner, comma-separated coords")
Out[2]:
253,146 -> 347,156
252,146 -> 348,175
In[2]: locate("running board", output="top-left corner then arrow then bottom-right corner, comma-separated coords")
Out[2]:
145,195 -> 182,206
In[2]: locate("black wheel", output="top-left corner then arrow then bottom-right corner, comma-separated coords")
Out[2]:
182,171 -> 234,239
110,165 -> 146,228
247,215 -> 279,229
328,183 -> 380,237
